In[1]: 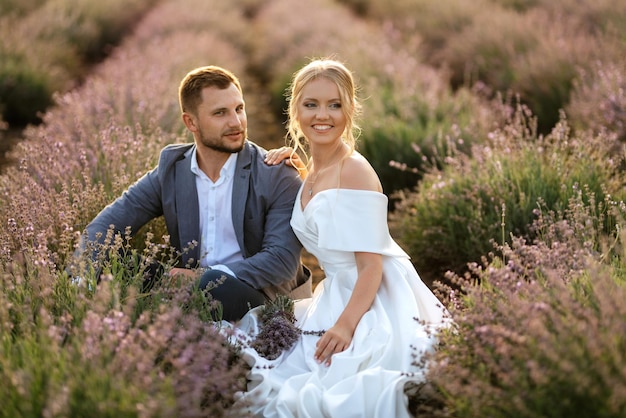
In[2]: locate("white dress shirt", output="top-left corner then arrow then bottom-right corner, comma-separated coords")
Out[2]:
189,148 -> 242,276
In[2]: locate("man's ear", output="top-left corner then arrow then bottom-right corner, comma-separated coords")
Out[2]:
182,112 -> 198,132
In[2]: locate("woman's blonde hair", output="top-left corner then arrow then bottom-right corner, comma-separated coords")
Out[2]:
285,58 -> 362,168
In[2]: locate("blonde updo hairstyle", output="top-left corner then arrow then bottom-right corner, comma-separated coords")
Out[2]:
285,59 -> 362,169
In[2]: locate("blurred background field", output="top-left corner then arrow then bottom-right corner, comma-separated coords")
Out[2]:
0,0 -> 625,416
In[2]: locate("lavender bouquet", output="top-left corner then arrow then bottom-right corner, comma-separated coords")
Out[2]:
250,295 -> 302,360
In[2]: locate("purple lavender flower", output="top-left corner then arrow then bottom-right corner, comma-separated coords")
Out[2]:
250,295 -> 301,360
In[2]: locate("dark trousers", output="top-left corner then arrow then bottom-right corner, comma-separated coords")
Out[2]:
198,269 -> 267,322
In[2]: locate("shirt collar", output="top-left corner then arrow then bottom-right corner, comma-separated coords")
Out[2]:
189,146 -> 238,180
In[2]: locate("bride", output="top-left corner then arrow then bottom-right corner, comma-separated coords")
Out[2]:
231,58 -> 449,418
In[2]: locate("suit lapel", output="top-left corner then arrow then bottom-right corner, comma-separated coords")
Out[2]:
232,143 -> 251,254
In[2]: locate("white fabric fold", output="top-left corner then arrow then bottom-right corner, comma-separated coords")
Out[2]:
228,188 -> 449,418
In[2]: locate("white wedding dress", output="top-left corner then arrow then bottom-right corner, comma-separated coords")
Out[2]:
233,188 -> 449,418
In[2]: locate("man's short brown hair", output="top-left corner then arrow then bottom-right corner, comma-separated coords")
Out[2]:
179,66 -> 242,115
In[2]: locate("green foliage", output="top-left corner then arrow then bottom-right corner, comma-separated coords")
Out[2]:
391,107 -> 626,285
353,0 -> 622,133
527,0 -> 626,40
348,0 -> 482,50
434,272 -> 626,418
418,203 -> 626,417
0,234 -> 245,417
257,294 -> 296,324
0,52 -> 56,125
0,0 -> 47,16
567,58 -> 626,142
359,85 -> 483,195
440,9 -> 537,89
0,250 -> 161,417
0,0 -> 158,127
489,0 -> 540,12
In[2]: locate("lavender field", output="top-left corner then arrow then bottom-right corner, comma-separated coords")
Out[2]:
1,0 -> 625,416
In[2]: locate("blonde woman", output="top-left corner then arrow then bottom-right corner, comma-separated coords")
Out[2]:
238,58 -> 449,418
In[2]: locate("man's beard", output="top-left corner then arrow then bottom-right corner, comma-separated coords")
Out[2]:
199,129 -> 246,154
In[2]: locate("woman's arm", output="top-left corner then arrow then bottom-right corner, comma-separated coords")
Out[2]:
314,251 -> 383,366
314,153 -> 385,365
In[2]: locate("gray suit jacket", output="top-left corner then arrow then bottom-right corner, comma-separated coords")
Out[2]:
83,140 -> 311,300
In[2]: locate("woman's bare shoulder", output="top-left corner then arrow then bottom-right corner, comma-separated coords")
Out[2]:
340,152 -> 382,192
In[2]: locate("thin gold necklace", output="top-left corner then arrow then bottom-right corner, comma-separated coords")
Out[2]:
306,171 -> 321,196
306,148 -> 347,196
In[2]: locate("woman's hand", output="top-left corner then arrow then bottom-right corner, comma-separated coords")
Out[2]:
265,146 -> 307,179
314,323 -> 352,366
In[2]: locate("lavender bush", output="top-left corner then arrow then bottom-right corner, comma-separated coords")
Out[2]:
0,237 -> 250,417
568,58 -> 626,142
345,0 -> 624,134
391,103 -> 625,286
0,0 -> 256,415
411,189 -> 626,417
0,0 -> 159,125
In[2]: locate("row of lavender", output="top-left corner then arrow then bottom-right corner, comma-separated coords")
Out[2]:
370,1 -> 626,414
0,0 -> 625,416
0,0 -> 254,416
0,0 -> 161,126
366,1 -> 626,414
340,0 -> 626,137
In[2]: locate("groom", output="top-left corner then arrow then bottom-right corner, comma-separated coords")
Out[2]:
75,65 -> 311,320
